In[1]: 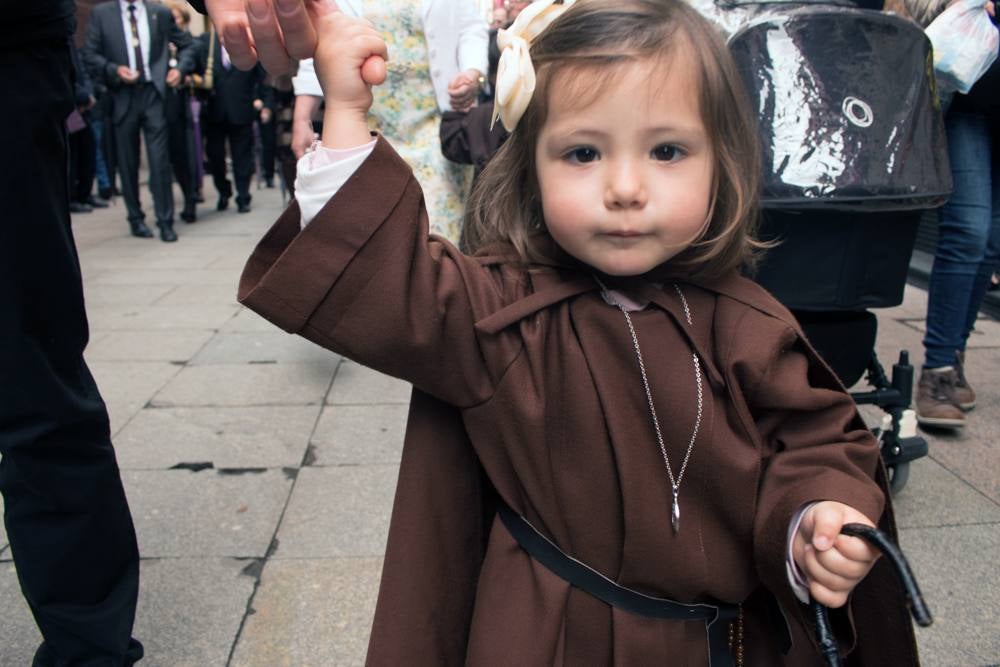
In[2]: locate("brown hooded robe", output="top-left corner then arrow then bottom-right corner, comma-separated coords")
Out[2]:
239,137 -> 920,666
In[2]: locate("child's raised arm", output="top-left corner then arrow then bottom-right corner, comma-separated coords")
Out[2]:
312,11 -> 387,149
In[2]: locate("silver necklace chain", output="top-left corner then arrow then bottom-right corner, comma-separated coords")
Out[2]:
595,279 -> 703,533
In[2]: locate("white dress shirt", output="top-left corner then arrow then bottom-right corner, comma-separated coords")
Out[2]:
118,0 -> 152,81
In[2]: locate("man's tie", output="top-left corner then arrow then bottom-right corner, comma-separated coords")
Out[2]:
127,3 -> 146,82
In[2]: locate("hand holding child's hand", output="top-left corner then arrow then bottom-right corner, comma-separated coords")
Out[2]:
793,501 -> 880,608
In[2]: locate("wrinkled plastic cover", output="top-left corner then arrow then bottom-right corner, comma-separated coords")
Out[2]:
725,6 -> 952,210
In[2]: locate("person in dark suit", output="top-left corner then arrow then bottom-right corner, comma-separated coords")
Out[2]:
1,2 -> 144,665
197,28 -> 267,214
82,0 -> 195,242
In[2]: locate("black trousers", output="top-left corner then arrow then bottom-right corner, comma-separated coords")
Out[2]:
205,120 -> 253,205
259,116 -> 276,182
114,83 -> 174,226
68,120 -> 96,204
0,40 -> 143,666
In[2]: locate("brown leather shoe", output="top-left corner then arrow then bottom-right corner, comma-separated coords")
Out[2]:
953,351 -> 976,411
916,368 -> 965,428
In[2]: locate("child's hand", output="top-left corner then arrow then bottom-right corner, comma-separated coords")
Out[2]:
313,11 -> 388,148
793,501 -> 880,608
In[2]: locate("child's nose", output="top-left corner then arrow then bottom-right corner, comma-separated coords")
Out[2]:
604,161 -> 646,210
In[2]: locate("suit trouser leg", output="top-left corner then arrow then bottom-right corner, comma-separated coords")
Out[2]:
204,121 -> 231,200
260,117 -> 276,181
0,40 -> 143,666
140,87 -> 174,226
230,122 -> 254,206
113,92 -> 144,225
167,110 -> 193,208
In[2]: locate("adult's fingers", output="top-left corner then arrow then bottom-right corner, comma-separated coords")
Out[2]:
245,0 -> 292,74
272,0 -> 319,61
205,0 -> 258,68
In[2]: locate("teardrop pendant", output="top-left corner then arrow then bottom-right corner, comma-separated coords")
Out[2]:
671,489 -> 680,533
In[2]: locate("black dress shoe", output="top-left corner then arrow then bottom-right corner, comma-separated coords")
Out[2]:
129,221 -> 154,238
98,187 -> 113,200
87,195 -> 110,208
217,195 -> 230,211
237,202 -> 251,213
180,209 -> 197,223
158,224 -> 178,242
69,201 -> 93,213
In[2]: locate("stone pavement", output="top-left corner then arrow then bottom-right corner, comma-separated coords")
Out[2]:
1,181 -> 998,666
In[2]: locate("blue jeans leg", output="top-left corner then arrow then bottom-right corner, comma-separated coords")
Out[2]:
924,111 -> 995,368
90,117 -> 111,192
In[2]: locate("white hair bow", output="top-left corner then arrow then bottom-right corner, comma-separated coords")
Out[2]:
492,0 -> 577,132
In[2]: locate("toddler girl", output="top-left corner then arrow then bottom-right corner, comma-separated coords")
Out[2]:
240,0 -> 917,663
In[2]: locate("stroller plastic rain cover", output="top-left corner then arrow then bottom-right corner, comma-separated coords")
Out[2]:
727,5 -> 952,210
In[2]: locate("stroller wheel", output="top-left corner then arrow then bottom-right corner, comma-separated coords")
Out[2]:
888,462 -> 911,495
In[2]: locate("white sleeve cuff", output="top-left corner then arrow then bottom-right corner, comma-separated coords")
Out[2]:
295,139 -> 378,228
786,502 -> 818,604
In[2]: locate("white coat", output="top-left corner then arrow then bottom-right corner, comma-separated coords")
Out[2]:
293,0 -> 489,112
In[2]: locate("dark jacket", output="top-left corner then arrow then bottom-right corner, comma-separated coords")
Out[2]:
82,0 -> 195,123
196,31 -> 268,126
439,102 -> 508,180
238,137 -> 920,666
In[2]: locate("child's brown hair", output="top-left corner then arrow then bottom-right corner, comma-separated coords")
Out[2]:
464,0 -> 765,280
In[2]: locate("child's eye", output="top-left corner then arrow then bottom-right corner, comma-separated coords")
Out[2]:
564,147 -> 600,164
651,144 -> 685,162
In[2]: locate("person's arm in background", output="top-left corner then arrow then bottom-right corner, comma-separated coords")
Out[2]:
446,2 -> 489,112
171,14 -> 197,79
82,10 -> 123,88
291,57 -> 324,157
69,39 -> 96,110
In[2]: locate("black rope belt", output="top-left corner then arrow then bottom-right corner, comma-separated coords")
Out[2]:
497,501 -> 738,667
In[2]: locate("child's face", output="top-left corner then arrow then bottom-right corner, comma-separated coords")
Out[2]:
535,54 -> 713,277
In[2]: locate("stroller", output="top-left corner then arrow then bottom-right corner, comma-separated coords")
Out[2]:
722,1 -> 953,494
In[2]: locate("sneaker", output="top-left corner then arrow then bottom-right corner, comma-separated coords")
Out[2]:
69,201 -> 93,213
916,367 -> 965,428
953,351 -> 976,411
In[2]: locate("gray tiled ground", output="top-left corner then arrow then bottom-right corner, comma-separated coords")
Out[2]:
133,558 -> 257,666
85,304 -> 239,331
114,406 -> 319,470
151,363 -> 334,407
219,307 -> 284,333
154,284 -> 242,307
230,557 -> 382,667
310,404 -> 408,465
123,469 -> 293,558
88,361 -> 181,435
191,331 -> 341,366
902,525 -> 1000,664
83,284 -> 175,307
271,465 -> 398,558
0,562 -> 40,665
892,457 -> 1000,529
85,329 -> 215,363
327,361 -> 412,405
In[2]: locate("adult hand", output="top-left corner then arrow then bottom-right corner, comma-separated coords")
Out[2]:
117,65 -> 140,84
792,502 -> 880,609
448,69 -> 481,112
166,68 -> 182,87
82,95 -> 97,112
260,107 -> 273,124
253,98 -> 265,111
203,0 -> 341,75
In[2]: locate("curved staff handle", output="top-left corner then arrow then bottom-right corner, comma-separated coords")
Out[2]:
811,523 -> 932,667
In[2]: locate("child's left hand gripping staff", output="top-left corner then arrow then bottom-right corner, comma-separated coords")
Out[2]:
312,11 -> 388,149
793,501 -> 881,608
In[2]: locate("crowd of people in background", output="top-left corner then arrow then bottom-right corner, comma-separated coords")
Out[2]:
72,0 -> 293,242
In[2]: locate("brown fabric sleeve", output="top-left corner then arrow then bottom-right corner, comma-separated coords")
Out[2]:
238,136 -> 519,407
729,312 -> 884,653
